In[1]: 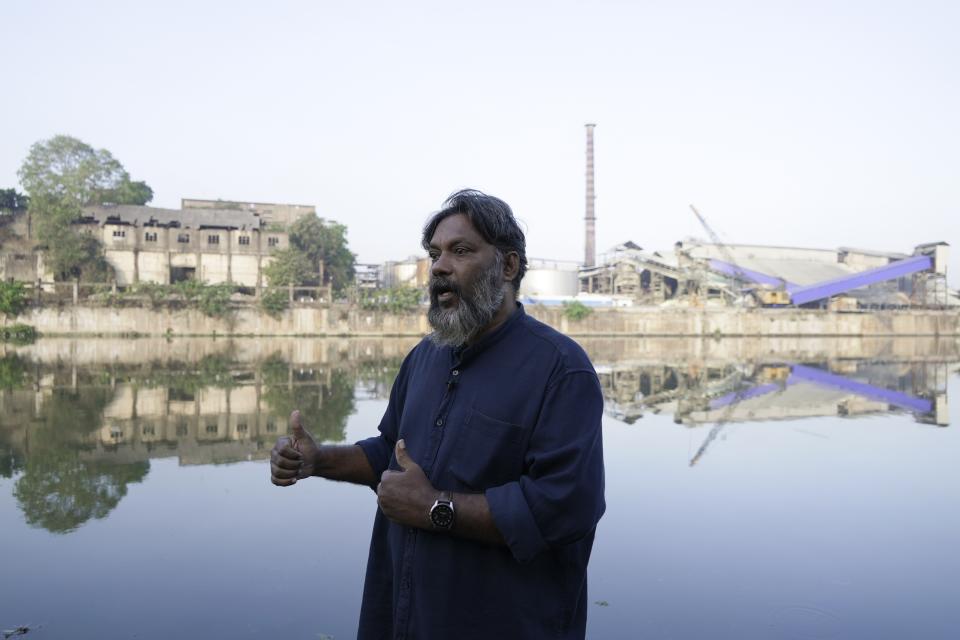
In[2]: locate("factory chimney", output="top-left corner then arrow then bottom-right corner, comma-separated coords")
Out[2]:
584,123 -> 596,267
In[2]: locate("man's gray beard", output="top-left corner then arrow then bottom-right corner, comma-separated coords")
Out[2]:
427,257 -> 506,348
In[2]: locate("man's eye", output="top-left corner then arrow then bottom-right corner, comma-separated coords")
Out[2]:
429,254 -> 439,262
454,247 -> 468,255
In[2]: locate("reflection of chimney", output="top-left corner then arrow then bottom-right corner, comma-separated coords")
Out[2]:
585,123 -> 596,267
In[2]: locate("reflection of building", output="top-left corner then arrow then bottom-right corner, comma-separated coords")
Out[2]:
80,383 -> 291,465
597,361 -> 950,428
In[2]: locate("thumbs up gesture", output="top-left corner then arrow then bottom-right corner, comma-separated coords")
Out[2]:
270,410 -> 319,486
377,439 -> 436,527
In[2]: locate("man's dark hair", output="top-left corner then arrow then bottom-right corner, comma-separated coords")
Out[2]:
421,189 -> 528,294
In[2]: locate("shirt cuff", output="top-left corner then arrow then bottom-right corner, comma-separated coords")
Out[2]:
486,480 -> 547,563
355,436 -> 390,490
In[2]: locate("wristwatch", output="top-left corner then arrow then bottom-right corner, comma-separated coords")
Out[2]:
429,491 -> 455,530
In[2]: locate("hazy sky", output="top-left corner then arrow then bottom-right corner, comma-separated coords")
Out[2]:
2,0 -> 958,280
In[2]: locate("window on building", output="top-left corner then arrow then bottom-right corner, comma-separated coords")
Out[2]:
112,229 -> 126,238
177,234 -> 190,243
142,425 -> 155,436
176,424 -> 189,436
208,234 -> 220,245
237,423 -> 248,433
268,236 -> 279,247
266,421 -> 277,433
238,235 -> 250,246
145,232 -> 158,242
206,424 -> 218,434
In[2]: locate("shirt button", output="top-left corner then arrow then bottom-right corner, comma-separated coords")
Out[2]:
436,418 -> 443,426
452,369 -> 459,376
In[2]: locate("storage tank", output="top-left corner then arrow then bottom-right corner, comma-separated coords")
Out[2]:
520,267 -> 580,297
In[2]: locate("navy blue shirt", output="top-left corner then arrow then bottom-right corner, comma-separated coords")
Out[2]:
356,304 -> 606,640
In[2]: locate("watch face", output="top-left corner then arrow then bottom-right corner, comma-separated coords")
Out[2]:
430,503 -> 454,529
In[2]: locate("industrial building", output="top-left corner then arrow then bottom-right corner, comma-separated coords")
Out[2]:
79,203 -> 290,287
565,122 -> 957,310
574,239 -> 954,310
354,256 -> 431,291
180,198 -> 316,228
0,200 -> 301,288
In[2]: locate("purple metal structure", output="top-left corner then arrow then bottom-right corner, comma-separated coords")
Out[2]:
706,254 -> 933,306
706,364 -> 933,415
707,259 -> 796,290
708,382 -> 782,410
788,254 -> 932,305
787,364 -> 933,414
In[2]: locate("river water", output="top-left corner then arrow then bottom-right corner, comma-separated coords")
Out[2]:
1,337 -> 958,639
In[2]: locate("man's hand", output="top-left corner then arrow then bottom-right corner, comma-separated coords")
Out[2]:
270,410 -> 319,486
377,439 -> 436,527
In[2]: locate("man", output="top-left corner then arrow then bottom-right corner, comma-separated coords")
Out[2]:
271,190 -> 605,639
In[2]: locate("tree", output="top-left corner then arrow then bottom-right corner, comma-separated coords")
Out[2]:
17,135 -> 151,208
0,188 -> 29,212
16,135 -> 153,281
289,215 -> 355,293
0,281 -> 29,318
262,247 -> 312,286
100,179 -> 153,206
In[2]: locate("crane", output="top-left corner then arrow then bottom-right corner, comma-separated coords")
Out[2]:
689,204 -> 790,306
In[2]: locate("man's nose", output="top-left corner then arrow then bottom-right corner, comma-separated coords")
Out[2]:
431,252 -> 452,276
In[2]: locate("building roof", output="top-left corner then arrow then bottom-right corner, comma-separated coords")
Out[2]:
84,204 -> 263,230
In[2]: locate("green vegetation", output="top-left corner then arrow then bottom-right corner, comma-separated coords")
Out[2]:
141,352 -> 240,395
0,280 -> 28,317
259,287 -> 290,318
0,323 -> 38,344
0,187 -> 29,212
358,286 -> 422,313
17,135 -> 153,282
263,248 -> 312,286
169,280 -> 233,317
562,300 -> 594,321
95,280 -> 236,318
261,360 -> 357,443
12,385 -> 149,533
263,215 -> 355,295
0,354 -> 29,390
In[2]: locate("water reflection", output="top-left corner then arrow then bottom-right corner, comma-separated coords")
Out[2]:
597,360 -> 949,427
0,338 -> 956,535
1,337 -> 956,639
0,349 -> 403,533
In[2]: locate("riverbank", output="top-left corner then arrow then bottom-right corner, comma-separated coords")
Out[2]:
8,303 -> 960,337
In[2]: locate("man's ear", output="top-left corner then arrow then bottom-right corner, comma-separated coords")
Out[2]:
503,251 -> 520,284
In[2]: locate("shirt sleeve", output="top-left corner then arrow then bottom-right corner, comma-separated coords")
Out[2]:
485,369 -> 606,563
355,350 -> 412,488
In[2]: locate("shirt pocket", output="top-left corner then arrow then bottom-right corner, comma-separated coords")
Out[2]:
448,408 -> 526,491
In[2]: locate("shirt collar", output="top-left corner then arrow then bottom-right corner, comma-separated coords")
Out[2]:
451,302 -> 525,368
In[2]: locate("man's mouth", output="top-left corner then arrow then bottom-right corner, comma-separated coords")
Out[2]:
431,280 -> 459,305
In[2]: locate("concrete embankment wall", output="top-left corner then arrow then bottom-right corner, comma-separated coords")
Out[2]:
7,335 -> 958,368
9,304 -> 960,337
